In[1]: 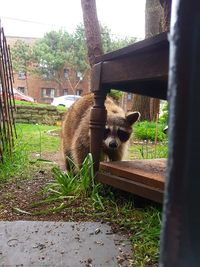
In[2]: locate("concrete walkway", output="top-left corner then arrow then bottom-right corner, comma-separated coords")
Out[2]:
0,221 -> 132,267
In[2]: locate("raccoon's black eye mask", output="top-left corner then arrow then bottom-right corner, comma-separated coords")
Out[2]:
103,128 -> 110,140
117,129 -> 130,142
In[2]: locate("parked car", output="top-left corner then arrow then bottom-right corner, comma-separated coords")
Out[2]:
51,95 -> 81,108
0,87 -> 34,102
13,88 -> 34,102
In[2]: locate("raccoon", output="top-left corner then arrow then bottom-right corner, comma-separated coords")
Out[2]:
61,93 -> 140,169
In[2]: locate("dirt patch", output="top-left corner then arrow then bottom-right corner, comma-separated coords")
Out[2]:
0,153 -> 112,224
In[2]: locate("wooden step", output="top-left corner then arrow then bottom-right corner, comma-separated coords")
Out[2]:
97,159 -> 166,203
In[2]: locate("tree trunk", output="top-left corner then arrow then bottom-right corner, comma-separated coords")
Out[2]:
132,95 -> 151,121
81,0 -> 103,67
145,0 -> 163,38
132,0 -> 163,121
159,0 -> 172,31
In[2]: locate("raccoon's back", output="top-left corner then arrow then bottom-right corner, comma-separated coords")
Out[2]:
62,94 -> 94,153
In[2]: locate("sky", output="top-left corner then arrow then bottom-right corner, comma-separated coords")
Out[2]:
1,0 -> 145,40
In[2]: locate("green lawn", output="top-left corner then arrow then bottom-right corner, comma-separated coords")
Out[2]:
0,123 -> 61,181
15,123 -> 61,154
129,141 -> 168,160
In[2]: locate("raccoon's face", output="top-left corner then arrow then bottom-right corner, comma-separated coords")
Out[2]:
102,111 -> 140,151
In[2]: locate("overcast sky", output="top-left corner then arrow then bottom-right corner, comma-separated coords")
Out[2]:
1,0 -> 145,39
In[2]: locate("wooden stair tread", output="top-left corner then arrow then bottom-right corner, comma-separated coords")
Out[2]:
97,159 -> 166,203
99,159 -> 166,190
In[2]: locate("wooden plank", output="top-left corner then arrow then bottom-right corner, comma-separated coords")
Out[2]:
104,80 -> 168,100
97,172 -> 164,203
95,32 -> 168,63
100,159 -> 166,190
101,48 -> 168,86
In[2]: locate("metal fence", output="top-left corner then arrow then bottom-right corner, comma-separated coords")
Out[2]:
0,26 -> 16,161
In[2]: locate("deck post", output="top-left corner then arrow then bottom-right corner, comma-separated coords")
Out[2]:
90,62 -> 108,173
159,0 -> 200,266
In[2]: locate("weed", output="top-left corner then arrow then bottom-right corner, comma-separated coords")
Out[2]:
39,153 -> 104,210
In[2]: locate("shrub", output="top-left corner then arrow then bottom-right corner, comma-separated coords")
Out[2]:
159,101 -> 168,124
108,89 -> 123,101
134,121 -> 167,142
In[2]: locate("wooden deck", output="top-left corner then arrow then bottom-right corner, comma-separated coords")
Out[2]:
97,159 -> 166,203
90,33 -> 169,203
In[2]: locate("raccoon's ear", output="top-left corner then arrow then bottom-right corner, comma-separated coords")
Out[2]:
126,111 -> 140,126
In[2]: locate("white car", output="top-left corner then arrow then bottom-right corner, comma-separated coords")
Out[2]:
51,95 -> 81,108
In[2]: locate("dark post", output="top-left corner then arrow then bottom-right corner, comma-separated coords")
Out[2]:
159,1 -> 200,266
90,62 -> 107,173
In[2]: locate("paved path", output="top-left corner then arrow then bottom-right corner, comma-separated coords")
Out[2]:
0,221 -> 132,266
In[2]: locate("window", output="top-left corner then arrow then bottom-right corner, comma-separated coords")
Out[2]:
18,71 -> 26,80
41,88 -> 55,98
76,71 -> 83,81
42,70 -> 55,80
63,89 -> 68,95
17,87 -> 25,94
127,93 -> 133,101
76,89 -> 83,96
64,69 -> 69,80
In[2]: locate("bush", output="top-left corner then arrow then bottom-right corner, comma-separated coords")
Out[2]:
108,89 -> 123,101
134,121 -> 167,142
159,101 -> 168,124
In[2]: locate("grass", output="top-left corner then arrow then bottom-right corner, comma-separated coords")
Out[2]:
129,141 -> 168,160
0,123 -> 61,181
0,138 -> 30,181
15,123 -> 61,155
34,154 -> 104,211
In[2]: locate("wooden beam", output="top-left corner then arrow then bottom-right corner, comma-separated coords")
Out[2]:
101,48 -> 168,85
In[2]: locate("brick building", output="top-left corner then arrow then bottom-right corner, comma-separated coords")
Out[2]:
6,36 -> 90,104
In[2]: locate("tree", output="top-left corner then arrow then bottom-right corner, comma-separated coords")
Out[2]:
81,0 -> 103,67
11,40 -> 32,91
81,0 -> 137,66
101,25 -> 137,53
31,28 -> 89,94
159,0 -> 171,31
31,25 -> 132,94
132,0 -> 164,121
